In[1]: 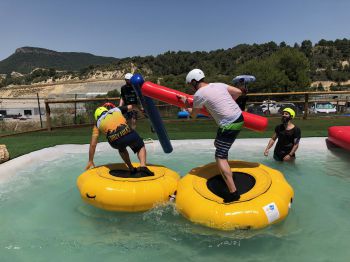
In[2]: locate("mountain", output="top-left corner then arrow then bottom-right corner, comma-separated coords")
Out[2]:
0,47 -> 119,74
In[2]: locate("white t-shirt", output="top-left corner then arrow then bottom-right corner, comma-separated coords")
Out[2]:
193,83 -> 242,126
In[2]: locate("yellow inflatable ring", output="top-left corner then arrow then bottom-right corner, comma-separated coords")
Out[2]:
77,163 -> 180,212
175,161 -> 294,230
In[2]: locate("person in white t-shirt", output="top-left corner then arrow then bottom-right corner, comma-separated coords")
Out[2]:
178,69 -> 245,203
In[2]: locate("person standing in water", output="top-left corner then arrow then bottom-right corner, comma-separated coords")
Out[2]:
178,69 -> 245,203
264,108 -> 301,161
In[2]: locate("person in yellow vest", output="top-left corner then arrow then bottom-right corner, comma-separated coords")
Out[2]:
85,106 -> 154,175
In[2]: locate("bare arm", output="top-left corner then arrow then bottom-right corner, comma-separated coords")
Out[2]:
283,143 -> 299,160
177,95 -> 201,119
289,143 -> 299,156
264,133 -> 277,156
227,85 -> 243,100
283,143 -> 299,161
119,98 -> 124,107
85,127 -> 99,170
189,108 -> 200,119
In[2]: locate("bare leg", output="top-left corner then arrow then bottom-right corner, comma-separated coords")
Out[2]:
136,146 -> 154,176
216,157 -> 237,193
127,114 -> 137,130
118,149 -> 133,170
131,117 -> 137,130
137,146 -> 146,167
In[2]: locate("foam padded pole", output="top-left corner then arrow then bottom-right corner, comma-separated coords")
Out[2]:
131,74 -> 173,153
141,81 -> 268,132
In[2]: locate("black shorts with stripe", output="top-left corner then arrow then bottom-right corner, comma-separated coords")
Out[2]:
214,114 -> 244,159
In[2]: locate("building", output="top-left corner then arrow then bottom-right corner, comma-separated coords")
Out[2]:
0,98 -> 45,120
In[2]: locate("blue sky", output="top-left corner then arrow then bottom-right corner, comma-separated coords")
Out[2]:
0,0 -> 349,60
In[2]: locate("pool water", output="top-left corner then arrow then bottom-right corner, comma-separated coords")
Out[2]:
1,138 -> 350,262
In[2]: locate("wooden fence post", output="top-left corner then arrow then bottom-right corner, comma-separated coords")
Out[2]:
37,93 -> 43,128
303,93 -> 309,119
336,99 -> 339,113
45,100 -> 52,131
74,94 -> 77,124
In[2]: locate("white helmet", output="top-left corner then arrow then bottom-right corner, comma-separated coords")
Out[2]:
186,69 -> 205,84
124,73 -> 133,80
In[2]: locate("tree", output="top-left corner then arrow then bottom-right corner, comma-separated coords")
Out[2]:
235,48 -> 311,92
274,48 -> 311,91
48,68 -> 56,77
106,89 -> 120,97
301,40 -> 313,57
330,84 -> 342,91
317,82 -> 324,91
293,43 -> 300,49
317,39 -> 333,46
325,66 -> 333,79
279,41 -> 287,48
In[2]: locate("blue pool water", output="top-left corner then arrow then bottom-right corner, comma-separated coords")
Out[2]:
0,138 -> 350,262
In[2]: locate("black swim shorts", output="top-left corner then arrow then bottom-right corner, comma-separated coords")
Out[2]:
108,130 -> 144,153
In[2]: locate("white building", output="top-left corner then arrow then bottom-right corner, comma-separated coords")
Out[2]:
0,98 -> 45,120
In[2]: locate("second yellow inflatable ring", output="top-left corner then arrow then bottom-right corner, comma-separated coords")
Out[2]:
77,163 -> 180,212
175,161 -> 294,230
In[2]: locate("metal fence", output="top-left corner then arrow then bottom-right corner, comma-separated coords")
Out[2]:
246,90 -> 350,119
1,90 -> 350,136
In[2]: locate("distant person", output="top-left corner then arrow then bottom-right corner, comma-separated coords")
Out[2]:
234,78 -> 248,111
177,69 -> 245,203
264,108 -> 301,161
85,106 -> 154,176
119,73 -> 142,130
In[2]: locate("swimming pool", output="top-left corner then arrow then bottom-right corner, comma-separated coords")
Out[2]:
1,138 -> 349,262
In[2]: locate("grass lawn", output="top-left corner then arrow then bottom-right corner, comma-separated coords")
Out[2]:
1,116 -> 349,159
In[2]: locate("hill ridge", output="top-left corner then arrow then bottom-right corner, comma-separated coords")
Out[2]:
0,46 -> 119,74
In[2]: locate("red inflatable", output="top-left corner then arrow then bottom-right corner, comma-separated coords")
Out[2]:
328,126 -> 350,151
141,81 -> 268,132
